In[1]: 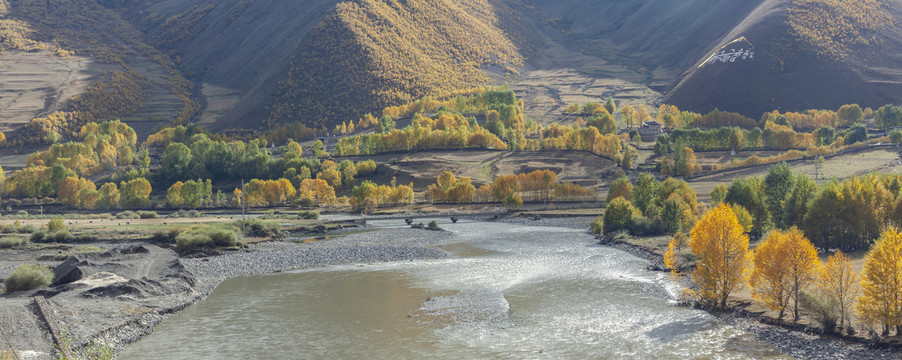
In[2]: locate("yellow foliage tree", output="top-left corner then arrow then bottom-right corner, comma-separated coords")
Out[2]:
688,203 -> 750,307
750,229 -> 821,321
857,228 -> 902,336
664,232 -> 689,278
819,251 -> 859,331
57,176 -> 98,209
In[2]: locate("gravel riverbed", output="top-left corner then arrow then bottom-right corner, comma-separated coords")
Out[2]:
185,227 -> 454,293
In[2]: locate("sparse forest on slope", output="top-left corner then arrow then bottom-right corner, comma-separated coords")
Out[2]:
665,0 -> 902,117
787,0 -> 894,60
267,0 -> 532,128
0,0 -> 198,142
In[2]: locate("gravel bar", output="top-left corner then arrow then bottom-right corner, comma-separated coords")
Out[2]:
185,227 -> 454,293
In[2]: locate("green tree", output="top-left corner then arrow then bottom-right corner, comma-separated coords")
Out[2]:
875,104 -> 902,131
663,198 -> 683,235
890,130 -> 902,146
621,146 -> 633,170
603,197 -> 636,233
729,128 -> 743,152
161,142 -> 193,182
816,126 -> 836,146
783,175 -> 816,229
710,184 -> 728,205
632,173 -> 659,214
503,193 -> 523,210
762,163 -> 794,229
725,178 -> 769,237
604,97 -> 616,114
837,104 -> 864,125
844,124 -> 868,144
588,111 -> 617,135
375,116 -> 396,134
312,140 -> 325,158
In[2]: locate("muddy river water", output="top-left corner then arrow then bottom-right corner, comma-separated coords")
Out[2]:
121,221 -> 789,359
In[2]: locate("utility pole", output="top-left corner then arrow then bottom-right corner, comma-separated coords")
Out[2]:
241,179 -> 246,222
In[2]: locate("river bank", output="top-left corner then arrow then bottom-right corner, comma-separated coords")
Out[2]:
3,216 -> 899,359
595,233 -> 901,359
0,226 -> 455,359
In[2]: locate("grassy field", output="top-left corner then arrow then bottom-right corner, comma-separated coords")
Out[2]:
688,147 -> 902,201
344,150 -> 623,189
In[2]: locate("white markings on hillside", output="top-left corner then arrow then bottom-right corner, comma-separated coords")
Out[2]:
699,37 -> 756,68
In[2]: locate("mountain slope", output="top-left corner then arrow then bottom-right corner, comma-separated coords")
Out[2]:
1,0 -> 902,135
664,0 -> 902,116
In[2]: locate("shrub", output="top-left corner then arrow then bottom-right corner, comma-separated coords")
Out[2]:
427,221 -> 441,230
0,221 -> 35,234
209,230 -> 239,247
234,219 -> 282,237
628,216 -> 667,237
590,217 -> 604,235
298,210 -> 320,220
603,197 -> 637,234
174,225 -> 242,251
136,211 -> 158,219
4,264 -> 53,292
0,237 -> 28,249
30,231 -> 46,243
411,223 -> 425,229
800,291 -> 838,334
16,210 -> 29,216
116,211 -> 140,219
46,230 -> 73,243
47,217 -> 66,232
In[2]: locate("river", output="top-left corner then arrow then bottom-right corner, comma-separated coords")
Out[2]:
121,221 -> 789,359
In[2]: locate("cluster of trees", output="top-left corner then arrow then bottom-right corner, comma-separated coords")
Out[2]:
4,120 -> 142,199
350,179 -> 415,212
563,99 -> 617,117
56,177 -> 151,209
787,0 -> 894,60
424,170 -> 594,208
236,177 -> 338,208
712,163 -> 902,251
875,104 -> 902,131
242,178 -> 297,207
335,111 -> 508,156
27,120 -> 139,177
667,204 -> 902,337
600,174 -> 699,236
760,104 -> 865,132
659,147 -> 702,177
332,89 -> 626,162
538,123 -> 624,160
167,179 -> 220,208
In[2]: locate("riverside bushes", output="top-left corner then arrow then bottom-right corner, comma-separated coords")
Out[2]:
234,219 -> 282,237
3,264 -> 53,292
0,237 -> 28,249
167,224 -> 242,252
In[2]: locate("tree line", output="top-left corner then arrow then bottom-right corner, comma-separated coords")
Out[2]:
665,204 -> 902,337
